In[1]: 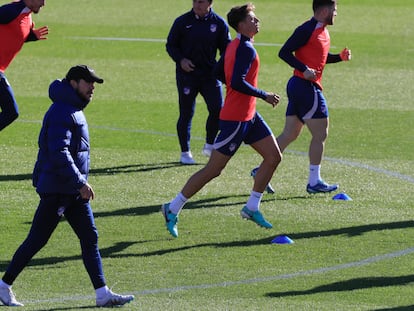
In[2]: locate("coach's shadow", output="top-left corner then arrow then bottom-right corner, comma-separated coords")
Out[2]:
0,241 -> 140,273
265,274 -> 414,298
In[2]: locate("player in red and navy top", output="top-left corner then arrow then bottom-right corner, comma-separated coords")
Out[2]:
270,0 -> 351,194
161,3 -> 282,238
0,0 -> 48,131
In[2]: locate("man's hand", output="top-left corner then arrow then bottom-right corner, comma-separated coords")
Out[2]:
80,183 -> 95,200
264,92 -> 281,108
33,25 -> 49,40
340,47 -> 351,61
303,67 -> 318,81
180,58 -> 195,72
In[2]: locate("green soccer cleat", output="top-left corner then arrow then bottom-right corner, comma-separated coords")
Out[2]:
161,203 -> 179,238
240,206 -> 273,229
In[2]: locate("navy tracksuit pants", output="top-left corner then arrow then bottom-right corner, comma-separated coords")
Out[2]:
2,194 -> 106,289
176,72 -> 223,152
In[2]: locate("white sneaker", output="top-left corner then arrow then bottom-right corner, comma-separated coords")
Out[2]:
96,290 -> 134,307
180,151 -> 195,165
202,143 -> 214,157
0,286 -> 24,307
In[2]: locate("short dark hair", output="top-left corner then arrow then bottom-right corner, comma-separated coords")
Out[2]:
312,0 -> 336,12
227,3 -> 255,32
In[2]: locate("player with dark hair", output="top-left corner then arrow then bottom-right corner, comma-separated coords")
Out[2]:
252,0 -> 351,194
0,0 -> 48,131
162,3 -> 282,238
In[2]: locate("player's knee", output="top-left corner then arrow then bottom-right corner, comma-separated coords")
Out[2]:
312,132 -> 328,142
264,153 -> 282,170
271,154 -> 282,169
9,110 -> 19,122
0,111 -> 19,130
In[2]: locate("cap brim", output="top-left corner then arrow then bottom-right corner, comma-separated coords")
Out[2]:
93,77 -> 104,84
86,75 -> 104,84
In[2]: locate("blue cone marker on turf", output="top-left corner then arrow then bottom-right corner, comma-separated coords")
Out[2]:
271,235 -> 294,244
332,192 -> 352,201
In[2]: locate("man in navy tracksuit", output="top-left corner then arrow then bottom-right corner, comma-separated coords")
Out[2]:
0,65 -> 134,308
166,0 -> 230,164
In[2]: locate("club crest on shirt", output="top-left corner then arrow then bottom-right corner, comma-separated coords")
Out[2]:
210,24 -> 217,33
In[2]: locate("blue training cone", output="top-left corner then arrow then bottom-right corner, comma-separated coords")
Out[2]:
332,192 -> 352,201
271,235 -> 294,244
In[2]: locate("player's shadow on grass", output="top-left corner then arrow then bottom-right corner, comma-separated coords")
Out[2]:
31,306 -> 98,310
133,235 -> 277,257
283,220 -> 414,240
0,172 -> 31,181
265,274 -> 414,298
90,162 -> 182,175
92,194 -> 276,218
0,235 -> 277,270
370,305 -> 414,311
129,219 -> 414,257
0,162 -> 183,182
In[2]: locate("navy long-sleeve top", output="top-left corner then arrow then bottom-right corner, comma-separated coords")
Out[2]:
166,8 -> 230,78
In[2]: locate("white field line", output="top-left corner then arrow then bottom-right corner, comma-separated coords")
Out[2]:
25,246 -> 414,304
68,36 -> 284,47
18,120 -> 414,184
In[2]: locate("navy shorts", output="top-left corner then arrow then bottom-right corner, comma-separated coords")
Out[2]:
286,76 -> 328,123
0,72 -> 19,130
214,112 -> 272,156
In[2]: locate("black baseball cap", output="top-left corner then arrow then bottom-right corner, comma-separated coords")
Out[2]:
66,65 -> 104,84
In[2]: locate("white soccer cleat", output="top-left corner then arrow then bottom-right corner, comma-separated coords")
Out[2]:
96,290 -> 134,308
0,286 -> 24,307
180,151 -> 196,165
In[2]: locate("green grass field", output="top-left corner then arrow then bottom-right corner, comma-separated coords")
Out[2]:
0,0 -> 413,310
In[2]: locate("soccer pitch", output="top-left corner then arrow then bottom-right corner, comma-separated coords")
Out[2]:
0,0 -> 413,310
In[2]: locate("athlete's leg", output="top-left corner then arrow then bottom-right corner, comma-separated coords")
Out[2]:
276,115 -> 304,152
250,135 -> 282,193
304,117 -> 329,166
0,73 -> 19,131
181,150 -> 232,199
